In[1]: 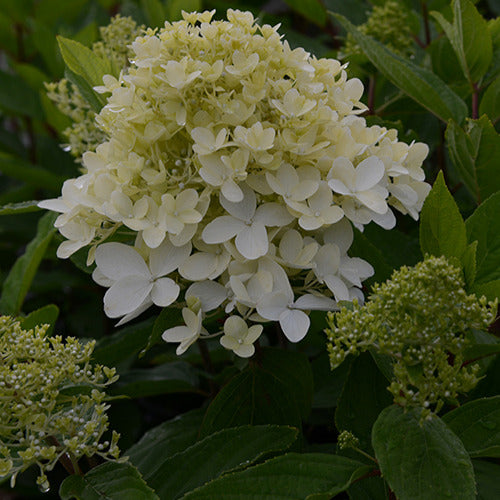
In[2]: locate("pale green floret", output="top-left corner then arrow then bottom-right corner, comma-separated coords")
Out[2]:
45,15 -> 143,161
344,1 -> 414,59
326,256 -> 497,417
0,316 -> 120,490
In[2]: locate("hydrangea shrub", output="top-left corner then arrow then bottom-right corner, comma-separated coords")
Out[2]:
39,9 -> 430,354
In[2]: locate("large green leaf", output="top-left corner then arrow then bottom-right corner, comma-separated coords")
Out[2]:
0,212 -> 56,315
59,462 -> 158,500
145,425 -> 298,499
200,348 -> 313,436
446,117 -> 500,203
474,459 -> 500,500
333,14 -> 468,124
200,365 -> 302,437
335,353 -> 392,451
183,453 -> 371,500
431,0 -> 493,84
127,408 -> 204,475
419,171 -> 467,261
372,405 -> 476,500
443,396 -> 500,457
111,361 -> 200,397
466,191 -> 500,284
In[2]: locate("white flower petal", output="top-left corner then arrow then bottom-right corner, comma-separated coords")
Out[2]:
279,309 -> 309,342
356,190 -> 388,214
324,275 -> 350,302
178,252 -> 218,280
103,276 -> 153,318
355,156 -> 385,191
149,240 -> 191,277
162,325 -> 192,342
235,223 -> 268,260
115,297 -> 154,326
151,277 -> 180,307
95,243 -> 149,281
186,281 -> 227,311
202,216 -> 245,244
294,294 -> 336,310
253,203 -> 294,227
257,293 -> 289,320
221,179 -> 244,202
220,183 -> 256,221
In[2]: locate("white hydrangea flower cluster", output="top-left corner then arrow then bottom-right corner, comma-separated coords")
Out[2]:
39,10 -> 430,355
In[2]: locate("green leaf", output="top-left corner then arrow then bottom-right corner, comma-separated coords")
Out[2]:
201,348 -> 312,436
419,171 -> 467,261
127,408 -> 204,475
58,36 -> 113,86
0,152 -> 66,191
431,0 -> 493,84
65,68 -> 105,113
443,396 -> 500,457
335,353 -> 392,451
480,74 -> 500,123
59,462 -> 158,500
57,36 -> 114,110
332,14 -> 468,124
111,361 -> 200,397
473,459 -> 500,500
166,0 -> 201,21
140,306 -> 182,357
462,240 -> 478,287
283,0 -> 326,26
312,353 -> 351,409
466,191 -> 500,284
19,304 -> 59,335
183,453 -> 371,500
93,317 -> 155,366
0,212 -> 56,315
372,405 -> 476,500
200,364 -> 302,437
145,425 -> 298,499
472,279 -> 500,301
446,117 -> 500,203
464,342 -> 500,362
0,200 -> 42,215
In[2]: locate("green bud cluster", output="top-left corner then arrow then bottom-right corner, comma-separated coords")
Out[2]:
344,1 -> 414,59
326,256 -> 496,417
0,316 -> 120,490
45,15 -> 143,161
337,430 -> 360,450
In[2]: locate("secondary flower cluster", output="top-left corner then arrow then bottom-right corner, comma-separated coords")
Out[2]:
40,9 -> 430,354
326,256 -> 497,416
45,15 -> 143,160
0,317 -> 120,490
